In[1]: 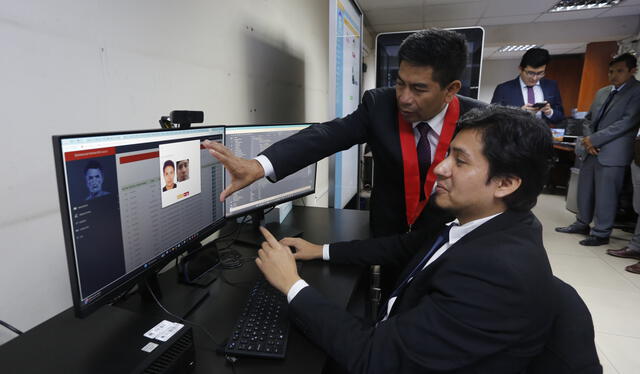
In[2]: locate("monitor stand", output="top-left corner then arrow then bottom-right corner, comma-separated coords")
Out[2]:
235,210 -> 303,246
116,269 -> 210,319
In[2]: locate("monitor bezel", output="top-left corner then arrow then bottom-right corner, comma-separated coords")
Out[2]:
52,125 -> 226,318
223,122 -> 318,219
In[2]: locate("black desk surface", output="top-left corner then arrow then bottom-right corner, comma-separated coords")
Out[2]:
0,206 -> 370,374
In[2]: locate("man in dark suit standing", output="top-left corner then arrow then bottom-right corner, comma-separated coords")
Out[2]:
556,53 -> 640,246
491,48 -> 564,125
255,106 -> 561,373
204,29 -> 485,237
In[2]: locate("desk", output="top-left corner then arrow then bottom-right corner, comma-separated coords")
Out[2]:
0,206 -> 370,374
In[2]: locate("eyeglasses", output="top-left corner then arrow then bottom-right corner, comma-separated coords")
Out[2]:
524,70 -> 545,78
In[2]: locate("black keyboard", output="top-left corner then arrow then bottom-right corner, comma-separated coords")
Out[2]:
224,279 -> 290,359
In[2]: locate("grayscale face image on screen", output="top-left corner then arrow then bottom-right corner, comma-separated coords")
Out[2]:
224,124 -> 316,217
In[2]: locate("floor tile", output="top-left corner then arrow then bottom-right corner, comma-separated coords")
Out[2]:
596,332 -> 640,374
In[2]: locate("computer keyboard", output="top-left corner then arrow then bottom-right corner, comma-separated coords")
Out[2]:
224,278 -> 290,359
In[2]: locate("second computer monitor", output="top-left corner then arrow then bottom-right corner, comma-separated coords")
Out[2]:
224,124 -> 317,218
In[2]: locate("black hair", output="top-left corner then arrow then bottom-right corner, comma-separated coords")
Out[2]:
457,105 -> 554,211
519,48 -> 550,69
84,160 -> 104,175
398,29 -> 467,88
163,160 -> 175,172
610,53 -> 637,70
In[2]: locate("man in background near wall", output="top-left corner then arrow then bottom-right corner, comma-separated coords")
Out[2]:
556,53 -> 640,246
204,29 -> 486,238
491,47 -> 564,126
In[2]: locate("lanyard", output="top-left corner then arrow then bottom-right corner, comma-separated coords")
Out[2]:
398,96 -> 459,228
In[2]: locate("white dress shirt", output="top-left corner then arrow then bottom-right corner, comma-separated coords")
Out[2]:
411,103 -> 448,163
519,77 -> 553,119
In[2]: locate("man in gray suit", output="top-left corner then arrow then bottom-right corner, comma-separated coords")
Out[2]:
606,141 -> 640,273
556,53 -> 640,246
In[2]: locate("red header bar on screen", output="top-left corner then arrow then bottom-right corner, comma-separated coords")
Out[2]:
64,147 -> 116,161
119,151 -> 159,164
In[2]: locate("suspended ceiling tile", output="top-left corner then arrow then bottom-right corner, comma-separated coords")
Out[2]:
422,2 -> 487,21
373,23 -> 425,34
425,19 -> 479,28
482,0 -> 557,17
536,8 -> 609,22
479,14 -> 539,26
365,6 -> 423,25
598,4 -> 640,17
358,0 -> 424,11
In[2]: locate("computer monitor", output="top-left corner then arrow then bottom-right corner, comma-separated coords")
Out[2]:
224,124 -> 317,242
52,126 -> 226,317
375,27 -> 484,99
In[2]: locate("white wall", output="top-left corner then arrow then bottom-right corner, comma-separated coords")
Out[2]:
478,58 -> 521,104
0,0 -> 331,345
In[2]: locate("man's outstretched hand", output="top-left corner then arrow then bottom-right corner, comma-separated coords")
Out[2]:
202,140 -> 265,201
255,227 -> 301,295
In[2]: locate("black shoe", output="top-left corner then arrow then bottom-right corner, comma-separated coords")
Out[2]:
579,236 -> 610,246
555,223 -> 589,235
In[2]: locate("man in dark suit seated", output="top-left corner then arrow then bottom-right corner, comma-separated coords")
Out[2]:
255,106 -> 564,373
491,48 -> 564,126
204,29 -> 486,237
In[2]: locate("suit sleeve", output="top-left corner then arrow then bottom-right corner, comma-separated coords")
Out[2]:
260,90 -> 376,180
288,245 -> 553,373
490,84 -> 505,105
544,81 -> 564,123
329,229 -> 433,269
590,87 -> 640,147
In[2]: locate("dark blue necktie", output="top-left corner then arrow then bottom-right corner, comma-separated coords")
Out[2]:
377,224 -> 454,322
416,122 -> 431,200
594,88 -> 618,131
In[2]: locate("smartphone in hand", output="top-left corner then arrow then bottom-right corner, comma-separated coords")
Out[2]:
532,102 -> 547,109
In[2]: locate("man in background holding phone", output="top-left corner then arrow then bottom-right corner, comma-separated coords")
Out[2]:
491,48 -> 564,125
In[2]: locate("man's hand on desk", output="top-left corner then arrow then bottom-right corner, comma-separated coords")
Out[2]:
280,237 -> 323,261
256,226 -> 302,295
202,140 -> 265,201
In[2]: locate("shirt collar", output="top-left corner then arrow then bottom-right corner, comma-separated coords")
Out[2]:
519,77 -> 540,88
613,82 -> 626,91
411,103 -> 449,136
446,212 -> 503,246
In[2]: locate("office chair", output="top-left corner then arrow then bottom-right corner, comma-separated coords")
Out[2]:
526,276 -> 602,374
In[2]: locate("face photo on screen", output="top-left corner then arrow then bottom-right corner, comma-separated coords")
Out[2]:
162,160 -> 176,192
84,160 -> 110,201
176,159 -> 190,182
159,140 -> 201,208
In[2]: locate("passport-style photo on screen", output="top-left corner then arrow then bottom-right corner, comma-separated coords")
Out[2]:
159,140 -> 201,208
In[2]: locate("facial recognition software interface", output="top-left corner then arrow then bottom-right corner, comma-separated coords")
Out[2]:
59,127 -> 225,304
225,125 -> 316,217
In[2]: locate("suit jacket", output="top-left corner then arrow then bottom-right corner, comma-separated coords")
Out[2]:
261,87 -> 486,236
577,77 -> 640,166
289,210 -> 555,373
491,77 -> 564,124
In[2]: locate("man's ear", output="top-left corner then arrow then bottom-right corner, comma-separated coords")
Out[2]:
444,80 -> 462,103
494,175 -> 522,199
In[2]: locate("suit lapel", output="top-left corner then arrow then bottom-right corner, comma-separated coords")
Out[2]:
418,210 -> 532,271
511,78 -> 524,107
